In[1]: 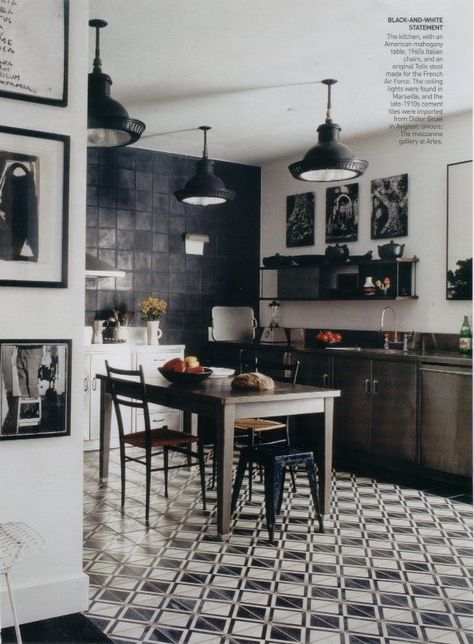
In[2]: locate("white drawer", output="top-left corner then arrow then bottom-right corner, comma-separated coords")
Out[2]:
135,410 -> 181,432
135,348 -> 184,376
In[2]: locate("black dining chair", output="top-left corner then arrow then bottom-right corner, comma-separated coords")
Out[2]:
105,361 -> 207,525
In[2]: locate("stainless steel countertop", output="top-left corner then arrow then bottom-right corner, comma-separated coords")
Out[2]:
296,345 -> 472,368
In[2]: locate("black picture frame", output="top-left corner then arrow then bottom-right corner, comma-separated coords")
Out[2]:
371,173 -> 408,240
286,192 -> 315,247
0,340 -> 71,440
0,125 -> 69,288
326,183 -> 359,242
0,0 -> 69,107
446,160 -> 473,300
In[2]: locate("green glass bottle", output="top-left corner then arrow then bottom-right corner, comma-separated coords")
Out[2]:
459,315 -> 472,354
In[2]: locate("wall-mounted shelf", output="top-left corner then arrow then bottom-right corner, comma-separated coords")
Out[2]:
260,257 -> 418,301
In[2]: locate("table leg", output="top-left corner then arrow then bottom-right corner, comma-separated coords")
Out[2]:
215,404 -> 235,537
99,380 -> 112,484
320,396 -> 334,516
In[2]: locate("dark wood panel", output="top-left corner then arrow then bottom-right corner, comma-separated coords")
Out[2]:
420,368 -> 473,476
371,360 -> 417,462
333,357 -> 372,451
297,351 -> 332,388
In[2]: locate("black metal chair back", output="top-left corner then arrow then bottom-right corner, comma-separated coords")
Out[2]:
105,362 -> 151,446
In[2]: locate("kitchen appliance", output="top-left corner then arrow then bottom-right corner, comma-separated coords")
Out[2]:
210,306 -> 257,342
260,300 -> 288,344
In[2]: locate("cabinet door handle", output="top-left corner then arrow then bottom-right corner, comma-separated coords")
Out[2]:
372,379 -> 379,395
92,378 -> 97,391
323,373 -> 329,387
84,377 -> 89,392
152,417 -> 165,424
364,378 -> 371,394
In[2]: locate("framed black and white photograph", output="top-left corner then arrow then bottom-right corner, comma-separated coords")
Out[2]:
0,0 -> 69,106
0,340 -> 71,440
326,183 -> 359,242
286,192 -> 315,247
0,126 -> 69,288
371,173 -> 408,239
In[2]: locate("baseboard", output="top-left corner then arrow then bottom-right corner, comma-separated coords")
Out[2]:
0,573 -> 89,628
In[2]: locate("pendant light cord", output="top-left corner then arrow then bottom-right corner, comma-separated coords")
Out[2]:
199,126 -> 211,159
322,78 -> 337,124
89,19 -> 108,73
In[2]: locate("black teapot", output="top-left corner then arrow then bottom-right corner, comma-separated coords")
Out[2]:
377,240 -> 405,259
325,243 -> 349,263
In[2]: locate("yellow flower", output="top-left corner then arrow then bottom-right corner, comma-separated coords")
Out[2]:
138,297 -> 167,321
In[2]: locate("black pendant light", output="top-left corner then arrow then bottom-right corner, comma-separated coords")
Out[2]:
87,19 -> 145,148
174,126 -> 236,206
289,79 -> 368,182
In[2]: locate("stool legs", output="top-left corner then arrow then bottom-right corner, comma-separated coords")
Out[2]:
305,459 -> 324,534
231,449 -> 324,543
231,451 -> 248,514
264,462 -> 286,544
3,571 -> 23,644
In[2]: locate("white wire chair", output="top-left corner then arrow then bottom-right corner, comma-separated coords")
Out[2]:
0,522 -> 45,644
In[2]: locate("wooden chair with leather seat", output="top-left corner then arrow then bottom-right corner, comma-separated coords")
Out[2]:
234,349 -> 300,500
105,361 -> 207,525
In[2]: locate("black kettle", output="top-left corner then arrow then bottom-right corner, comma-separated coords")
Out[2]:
377,240 -> 405,259
325,243 -> 349,263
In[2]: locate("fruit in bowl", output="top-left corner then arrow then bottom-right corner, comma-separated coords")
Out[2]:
315,330 -> 343,344
159,356 -> 213,384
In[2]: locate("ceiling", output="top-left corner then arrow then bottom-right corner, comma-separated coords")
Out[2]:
89,0 -> 472,165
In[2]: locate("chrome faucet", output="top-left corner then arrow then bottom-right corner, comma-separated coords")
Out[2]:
380,305 -> 398,349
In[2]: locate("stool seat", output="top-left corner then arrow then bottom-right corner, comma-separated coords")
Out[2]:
231,444 -> 324,543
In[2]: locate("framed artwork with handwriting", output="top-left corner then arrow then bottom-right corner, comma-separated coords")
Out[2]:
0,0 -> 69,106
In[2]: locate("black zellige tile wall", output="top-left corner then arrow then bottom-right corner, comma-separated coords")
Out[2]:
86,148 -> 261,354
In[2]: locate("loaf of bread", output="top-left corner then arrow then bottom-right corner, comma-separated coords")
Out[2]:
231,372 -> 275,391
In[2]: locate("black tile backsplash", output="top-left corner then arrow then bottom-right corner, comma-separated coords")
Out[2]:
86,147 -> 261,355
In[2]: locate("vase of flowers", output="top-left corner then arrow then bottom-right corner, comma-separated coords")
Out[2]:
138,297 -> 167,345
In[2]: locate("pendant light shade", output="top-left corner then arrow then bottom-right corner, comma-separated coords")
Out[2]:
289,79 -> 368,182
87,19 -> 145,148
174,126 -> 236,206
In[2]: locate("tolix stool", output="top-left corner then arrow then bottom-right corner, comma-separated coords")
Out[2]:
231,444 -> 324,543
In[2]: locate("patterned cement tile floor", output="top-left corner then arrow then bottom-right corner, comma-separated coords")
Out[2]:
83,449 -> 473,644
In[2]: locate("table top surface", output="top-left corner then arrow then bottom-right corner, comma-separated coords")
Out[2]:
97,372 -> 340,405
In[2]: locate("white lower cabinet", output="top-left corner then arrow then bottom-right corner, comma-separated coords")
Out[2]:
83,345 -> 131,447
84,344 -> 185,448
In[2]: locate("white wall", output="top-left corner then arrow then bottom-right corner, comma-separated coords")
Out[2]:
0,2 -> 89,626
261,111 -> 472,334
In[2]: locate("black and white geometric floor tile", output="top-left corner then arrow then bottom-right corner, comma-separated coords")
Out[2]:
83,450 -> 473,644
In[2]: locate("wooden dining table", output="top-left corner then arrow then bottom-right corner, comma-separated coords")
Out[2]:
97,373 -> 340,537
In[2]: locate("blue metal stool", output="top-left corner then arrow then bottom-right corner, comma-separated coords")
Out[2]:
231,444 -> 324,543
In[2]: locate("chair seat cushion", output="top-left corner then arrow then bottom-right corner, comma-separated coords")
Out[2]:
124,428 -> 197,448
234,418 -> 286,431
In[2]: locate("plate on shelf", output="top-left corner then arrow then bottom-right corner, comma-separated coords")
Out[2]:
207,367 -> 235,378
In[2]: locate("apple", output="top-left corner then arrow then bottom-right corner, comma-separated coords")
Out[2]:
185,365 -> 205,373
163,358 -> 185,372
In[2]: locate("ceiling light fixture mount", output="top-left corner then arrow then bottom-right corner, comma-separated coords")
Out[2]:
174,126 -> 236,206
289,78 -> 368,182
87,19 -> 145,148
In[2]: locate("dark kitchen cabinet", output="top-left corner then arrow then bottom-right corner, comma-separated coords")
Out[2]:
332,356 -> 417,463
332,357 -> 372,453
370,360 -> 417,462
296,351 -> 332,388
420,364 -> 473,477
